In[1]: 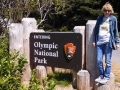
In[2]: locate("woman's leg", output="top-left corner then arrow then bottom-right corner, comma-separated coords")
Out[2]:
96,45 -> 104,78
104,42 -> 113,79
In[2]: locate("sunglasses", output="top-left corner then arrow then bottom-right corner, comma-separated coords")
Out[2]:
104,10 -> 111,12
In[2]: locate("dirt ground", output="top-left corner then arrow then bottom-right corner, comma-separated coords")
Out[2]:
112,61 -> 120,83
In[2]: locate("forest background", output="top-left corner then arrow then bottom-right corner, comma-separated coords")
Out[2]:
0,0 -> 120,32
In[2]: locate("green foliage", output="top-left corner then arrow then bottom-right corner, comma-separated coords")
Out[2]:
44,0 -> 120,32
0,30 -> 28,90
47,71 -> 72,86
53,0 -> 66,13
0,30 -> 41,90
59,26 -> 70,32
79,6 -> 101,16
44,0 -> 102,31
28,69 -> 41,90
0,0 -> 39,23
42,77 -> 56,90
39,71 -> 72,90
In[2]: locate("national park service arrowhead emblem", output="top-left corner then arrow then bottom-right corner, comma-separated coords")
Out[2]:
64,43 -> 76,60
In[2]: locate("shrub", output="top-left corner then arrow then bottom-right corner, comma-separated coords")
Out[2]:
0,30 -> 28,90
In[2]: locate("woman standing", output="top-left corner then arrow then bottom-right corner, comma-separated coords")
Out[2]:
93,2 -> 120,84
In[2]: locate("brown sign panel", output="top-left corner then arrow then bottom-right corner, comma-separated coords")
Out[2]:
30,32 -> 82,70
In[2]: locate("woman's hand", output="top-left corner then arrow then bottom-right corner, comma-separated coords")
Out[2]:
116,45 -> 120,50
92,43 -> 95,47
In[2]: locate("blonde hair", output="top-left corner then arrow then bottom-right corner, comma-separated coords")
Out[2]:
101,2 -> 114,14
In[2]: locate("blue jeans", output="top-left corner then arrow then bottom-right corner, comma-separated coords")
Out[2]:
96,42 -> 113,79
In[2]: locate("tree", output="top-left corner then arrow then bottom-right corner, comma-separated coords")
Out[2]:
45,0 -> 102,31
0,0 -> 38,33
36,0 -> 67,28
0,0 -> 67,31
46,0 -> 120,32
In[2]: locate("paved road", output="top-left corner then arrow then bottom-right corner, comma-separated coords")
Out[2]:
112,46 -> 120,64
111,38 -> 120,64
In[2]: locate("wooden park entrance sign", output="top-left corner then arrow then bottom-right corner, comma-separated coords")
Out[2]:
30,32 -> 82,70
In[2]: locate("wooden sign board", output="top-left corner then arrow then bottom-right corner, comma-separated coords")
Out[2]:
30,32 -> 82,70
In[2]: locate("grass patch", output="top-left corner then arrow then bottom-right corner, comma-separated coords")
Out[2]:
47,69 -> 72,86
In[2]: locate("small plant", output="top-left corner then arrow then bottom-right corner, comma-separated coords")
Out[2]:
28,69 -> 42,90
42,77 -> 56,90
